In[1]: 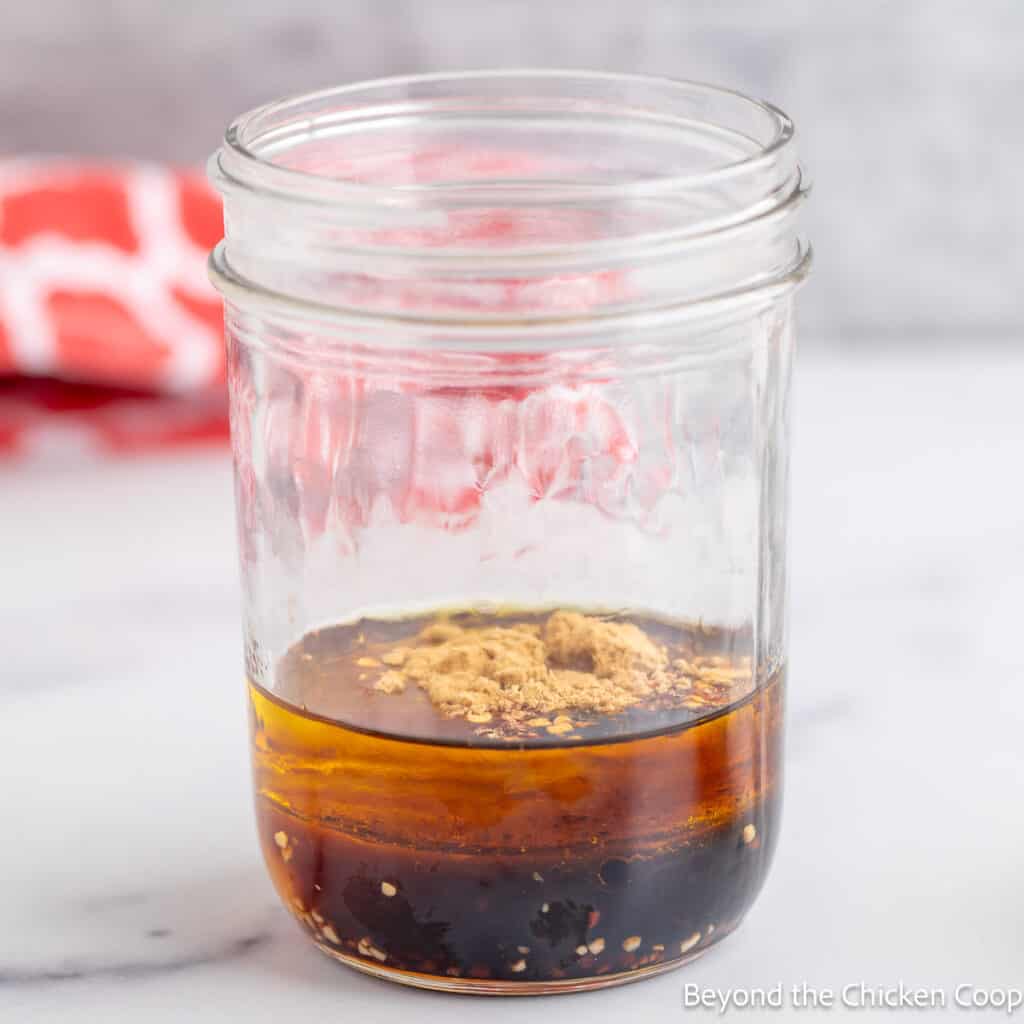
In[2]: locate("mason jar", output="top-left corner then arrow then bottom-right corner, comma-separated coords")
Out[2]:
208,70 -> 810,995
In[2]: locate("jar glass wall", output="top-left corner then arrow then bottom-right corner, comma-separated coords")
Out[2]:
209,71 -> 810,994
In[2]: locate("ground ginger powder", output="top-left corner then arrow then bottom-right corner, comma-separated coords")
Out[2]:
373,610 -> 691,725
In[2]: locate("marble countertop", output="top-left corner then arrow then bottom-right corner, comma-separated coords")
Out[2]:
3,351 -> 1022,1021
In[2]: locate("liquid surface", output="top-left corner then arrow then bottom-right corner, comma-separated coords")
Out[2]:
273,609 -> 757,745
250,609 -> 783,990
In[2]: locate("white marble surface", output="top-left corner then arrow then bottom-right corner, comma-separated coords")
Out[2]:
2,350 -> 1023,1021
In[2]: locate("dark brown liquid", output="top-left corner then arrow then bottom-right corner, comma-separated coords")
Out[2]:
249,610 -> 783,991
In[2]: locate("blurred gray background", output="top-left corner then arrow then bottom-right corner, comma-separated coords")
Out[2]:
3,0 -> 1021,344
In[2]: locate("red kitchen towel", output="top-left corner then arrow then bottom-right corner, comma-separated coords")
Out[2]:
0,158 -> 623,462
0,157 -> 658,530
0,161 -> 227,457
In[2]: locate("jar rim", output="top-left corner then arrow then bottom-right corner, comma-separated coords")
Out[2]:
216,69 -> 796,210
209,69 -> 810,337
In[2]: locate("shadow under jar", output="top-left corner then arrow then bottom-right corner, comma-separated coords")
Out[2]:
209,70 -> 811,995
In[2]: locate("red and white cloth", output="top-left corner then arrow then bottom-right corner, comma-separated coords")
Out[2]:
0,161 -> 227,456
0,158 -> 668,530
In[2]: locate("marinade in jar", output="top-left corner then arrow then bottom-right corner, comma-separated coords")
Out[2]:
249,608 -> 782,993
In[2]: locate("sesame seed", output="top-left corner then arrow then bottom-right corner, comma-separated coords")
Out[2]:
742,823 -> 757,844
273,831 -> 288,849
381,881 -> 397,897
321,924 -> 340,944
575,945 -> 589,956
587,937 -> 605,955
622,935 -> 642,952
510,959 -> 527,973
679,932 -> 701,954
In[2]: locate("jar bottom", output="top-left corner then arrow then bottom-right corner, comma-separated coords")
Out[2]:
309,923 -> 735,996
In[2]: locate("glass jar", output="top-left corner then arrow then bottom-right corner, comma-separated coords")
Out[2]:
209,71 -> 810,995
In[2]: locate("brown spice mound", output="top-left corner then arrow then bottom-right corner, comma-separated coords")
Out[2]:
374,611 -> 682,721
